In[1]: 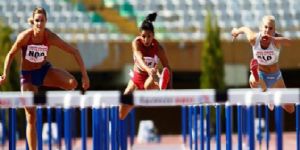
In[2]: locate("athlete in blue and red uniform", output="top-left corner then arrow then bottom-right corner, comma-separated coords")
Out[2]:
0,7 -> 90,150
119,12 -> 172,120
231,15 -> 294,113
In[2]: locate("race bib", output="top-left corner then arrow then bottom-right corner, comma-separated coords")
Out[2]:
25,45 -> 48,63
144,57 -> 156,68
254,50 -> 276,65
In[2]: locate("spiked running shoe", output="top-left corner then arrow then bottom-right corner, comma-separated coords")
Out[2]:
159,67 -> 170,90
250,58 -> 259,82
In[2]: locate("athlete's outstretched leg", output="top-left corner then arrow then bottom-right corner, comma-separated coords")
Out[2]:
120,80 -> 136,120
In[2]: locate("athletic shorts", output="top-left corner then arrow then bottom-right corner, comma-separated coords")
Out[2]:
131,71 -> 148,90
20,62 -> 52,86
258,70 -> 282,88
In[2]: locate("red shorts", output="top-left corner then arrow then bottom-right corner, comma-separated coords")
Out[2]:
131,71 -> 148,90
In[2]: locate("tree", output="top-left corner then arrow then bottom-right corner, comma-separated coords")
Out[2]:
0,21 -> 19,91
200,11 -> 225,90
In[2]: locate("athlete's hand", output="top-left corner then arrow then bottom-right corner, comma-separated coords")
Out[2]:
147,66 -> 158,77
0,75 -> 6,85
81,74 -> 90,91
231,28 -> 240,40
261,34 -> 273,42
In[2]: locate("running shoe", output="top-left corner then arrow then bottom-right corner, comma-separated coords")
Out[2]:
159,67 -> 170,90
250,58 -> 259,82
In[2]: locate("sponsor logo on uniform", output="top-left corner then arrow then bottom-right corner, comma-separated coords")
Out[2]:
25,45 -> 48,63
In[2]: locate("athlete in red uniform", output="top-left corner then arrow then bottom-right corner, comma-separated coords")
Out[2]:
119,12 -> 172,120
0,7 -> 90,150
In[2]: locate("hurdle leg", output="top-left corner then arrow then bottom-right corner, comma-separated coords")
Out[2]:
80,107 -> 87,150
120,118 -> 128,150
205,105 -> 210,150
181,106 -> 187,145
102,107 -> 109,150
1,109 -> 6,148
188,106 -> 193,150
215,105 -> 221,150
237,105 -> 243,150
47,107 -> 52,150
129,108 -> 135,147
9,108 -> 16,150
275,105 -> 283,150
247,106 -> 255,150
225,104 -> 232,150
257,105 -> 263,149
199,105 -> 204,150
193,105 -> 198,150
36,107 -> 43,150
110,106 -> 118,150
296,104 -> 300,150
92,107 -> 100,150
265,105 -> 270,150
55,107 -> 62,149
64,108 -> 72,150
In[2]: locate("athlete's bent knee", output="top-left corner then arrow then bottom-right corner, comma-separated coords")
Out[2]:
65,78 -> 78,90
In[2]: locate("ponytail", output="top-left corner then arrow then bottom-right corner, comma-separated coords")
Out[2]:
140,12 -> 157,33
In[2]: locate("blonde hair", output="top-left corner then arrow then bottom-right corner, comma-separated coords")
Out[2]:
28,7 -> 47,25
260,15 -> 276,30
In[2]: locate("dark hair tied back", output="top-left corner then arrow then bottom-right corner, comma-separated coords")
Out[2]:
145,12 -> 157,23
140,12 -> 157,33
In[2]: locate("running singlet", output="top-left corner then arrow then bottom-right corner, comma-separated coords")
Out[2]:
22,32 -> 49,63
252,32 -> 280,65
134,37 -> 159,71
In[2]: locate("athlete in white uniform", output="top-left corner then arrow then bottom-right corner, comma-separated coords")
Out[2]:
231,15 -> 294,113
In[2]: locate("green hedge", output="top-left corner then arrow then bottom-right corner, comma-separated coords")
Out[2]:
0,21 -> 19,91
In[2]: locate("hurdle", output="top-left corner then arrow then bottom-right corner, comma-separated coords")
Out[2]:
132,88 -> 300,150
180,88 -> 300,150
228,88 -> 299,150
133,89 -> 215,150
0,91 -> 135,150
0,89 -> 300,150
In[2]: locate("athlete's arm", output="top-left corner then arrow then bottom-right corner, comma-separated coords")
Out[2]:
231,27 -> 257,45
132,40 -> 156,76
157,43 -> 171,70
157,43 -> 173,88
49,30 -> 90,90
273,33 -> 292,47
0,31 -> 27,84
